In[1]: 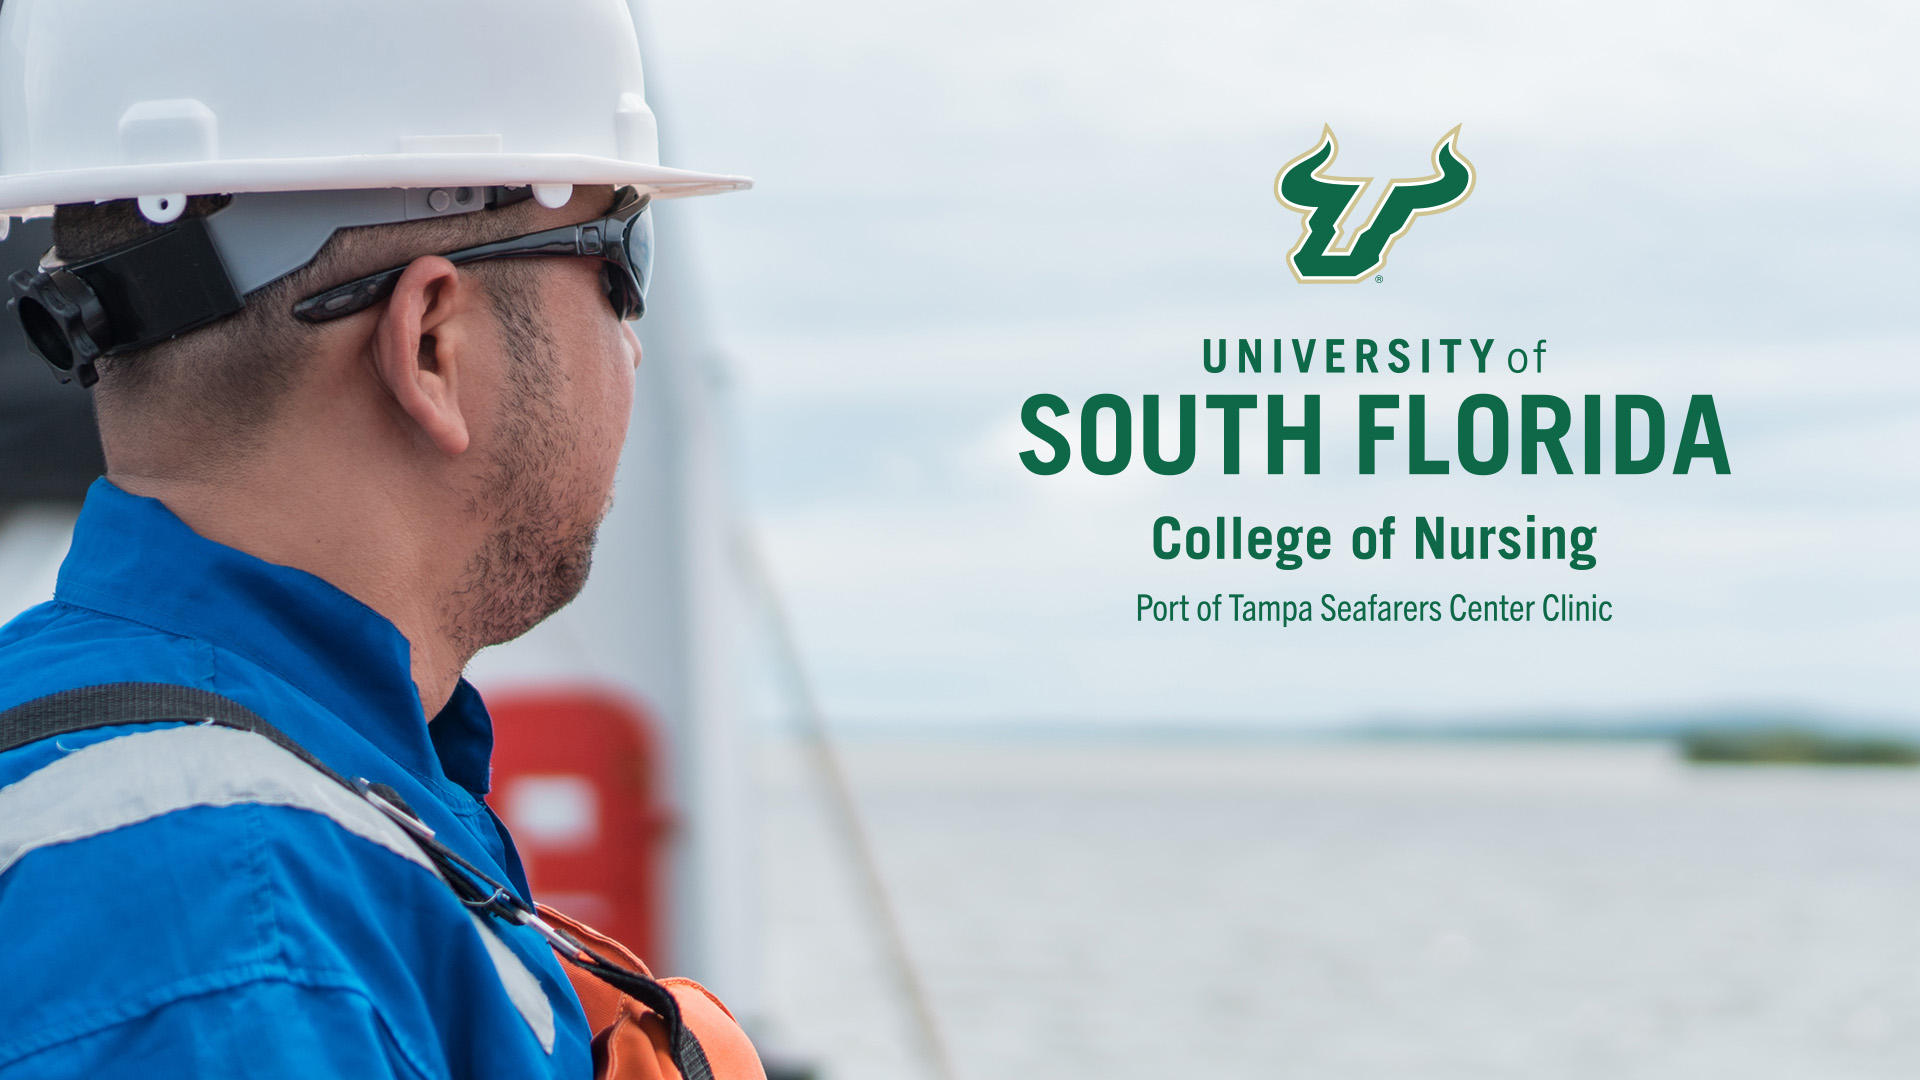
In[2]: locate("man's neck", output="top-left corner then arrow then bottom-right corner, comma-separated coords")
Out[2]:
109,466 -> 476,718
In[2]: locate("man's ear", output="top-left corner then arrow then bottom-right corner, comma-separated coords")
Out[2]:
369,256 -> 474,456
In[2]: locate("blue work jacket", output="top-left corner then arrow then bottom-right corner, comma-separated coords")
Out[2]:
0,480 -> 594,1078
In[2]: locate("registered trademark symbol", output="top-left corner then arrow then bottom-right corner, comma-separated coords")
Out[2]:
1374,275 -> 1384,283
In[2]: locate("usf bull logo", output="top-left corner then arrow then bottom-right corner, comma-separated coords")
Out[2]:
1275,125 -> 1474,283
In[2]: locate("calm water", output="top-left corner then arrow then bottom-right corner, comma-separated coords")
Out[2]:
758,738 -> 1920,1080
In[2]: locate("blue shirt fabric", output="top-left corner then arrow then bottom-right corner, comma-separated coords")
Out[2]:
0,480 -> 593,1078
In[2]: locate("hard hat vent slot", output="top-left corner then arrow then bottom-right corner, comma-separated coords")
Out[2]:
614,94 -> 658,166
118,99 -> 218,165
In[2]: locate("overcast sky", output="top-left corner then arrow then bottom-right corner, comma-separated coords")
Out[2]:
637,0 -> 1919,727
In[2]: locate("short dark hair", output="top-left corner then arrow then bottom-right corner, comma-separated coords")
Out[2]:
51,194 -> 548,456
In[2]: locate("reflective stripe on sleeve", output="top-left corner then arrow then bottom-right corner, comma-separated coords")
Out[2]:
0,723 -> 556,1053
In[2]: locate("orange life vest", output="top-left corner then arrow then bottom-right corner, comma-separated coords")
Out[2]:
540,904 -> 767,1080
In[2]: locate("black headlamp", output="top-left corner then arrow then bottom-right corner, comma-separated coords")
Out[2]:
7,215 -> 243,388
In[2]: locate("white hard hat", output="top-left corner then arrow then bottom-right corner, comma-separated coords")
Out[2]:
0,0 -> 750,216
0,0 -> 752,387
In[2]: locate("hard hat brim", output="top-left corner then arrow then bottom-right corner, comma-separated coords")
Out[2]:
0,154 -> 751,216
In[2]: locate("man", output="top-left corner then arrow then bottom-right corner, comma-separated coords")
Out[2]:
0,0 -> 753,1076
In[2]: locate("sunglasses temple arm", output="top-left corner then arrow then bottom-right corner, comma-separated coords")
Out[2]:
291,267 -> 408,323
445,228 -> 593,264
291,214 -> 636,324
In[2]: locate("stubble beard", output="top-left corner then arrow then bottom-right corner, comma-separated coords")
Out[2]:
444,286 -> 610,660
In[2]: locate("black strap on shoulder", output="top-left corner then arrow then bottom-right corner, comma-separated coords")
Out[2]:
0,681 -> 336,776
0,681 -> 714,1080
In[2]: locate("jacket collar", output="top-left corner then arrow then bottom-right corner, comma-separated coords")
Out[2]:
55,478 -> 494,796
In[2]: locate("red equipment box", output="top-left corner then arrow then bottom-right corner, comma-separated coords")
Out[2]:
486,688 -> 672,966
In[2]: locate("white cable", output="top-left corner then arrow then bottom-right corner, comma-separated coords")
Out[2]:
735,532 -> 960,1080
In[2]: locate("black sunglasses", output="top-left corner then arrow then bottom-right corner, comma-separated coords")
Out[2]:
292,186 -> 654,324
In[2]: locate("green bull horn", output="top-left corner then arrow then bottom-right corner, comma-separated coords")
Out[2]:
1275,125 -> 1475,283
